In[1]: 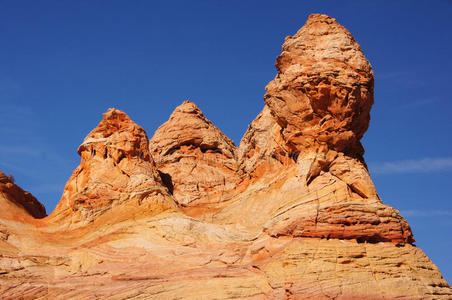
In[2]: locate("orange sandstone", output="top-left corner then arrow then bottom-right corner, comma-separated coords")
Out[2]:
0,14 -> 450,299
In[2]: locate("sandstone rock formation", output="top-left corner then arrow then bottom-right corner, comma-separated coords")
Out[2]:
0,170 -> 46,220
48,108 -> 176,227
265,14 -> 373,158
218,14 -> 413,245
149,101 -> 240,209
0,13 -> 450,299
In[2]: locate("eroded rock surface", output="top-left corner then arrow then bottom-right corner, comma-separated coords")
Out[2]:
0,13 -> 450,300
265,14 -> 373,158
227,13 -> 412,245
0,170 -> 46,220
48,108 -> 176,227
149,101 -> 240,208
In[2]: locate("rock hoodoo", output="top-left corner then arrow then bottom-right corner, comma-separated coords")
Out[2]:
0,14 -> 450,299
265,14 -> 373,158
231,14 -> 413,244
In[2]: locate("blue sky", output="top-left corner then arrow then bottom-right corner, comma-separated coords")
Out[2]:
1,0 -> 451,282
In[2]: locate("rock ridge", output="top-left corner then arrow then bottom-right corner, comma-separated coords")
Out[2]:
0,13 -> 450,300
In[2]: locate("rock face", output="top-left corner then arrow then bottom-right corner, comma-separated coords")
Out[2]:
0,170 -> 46,220
0,14 -> 450,299
238,105 -> 289,176
265,14 -> 373,158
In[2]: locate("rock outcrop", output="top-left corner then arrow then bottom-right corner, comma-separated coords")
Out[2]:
48,108 -> 176,227
224,13 -> 412,245
238,105 -> 289,176
265,14 -> 373,158
0,170 -> 46,220
149,101 -> 240,208
0,13 -> 450,300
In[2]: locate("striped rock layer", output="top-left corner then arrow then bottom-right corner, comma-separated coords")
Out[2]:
0,14 -> 450,300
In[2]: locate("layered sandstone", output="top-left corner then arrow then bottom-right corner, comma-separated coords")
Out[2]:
149,101 -> 240,208
217,14 -> 412,245
48,108 -> 176,227
265,13 -> 373,158
0,13 -> 450,300
0,170 -> 46,220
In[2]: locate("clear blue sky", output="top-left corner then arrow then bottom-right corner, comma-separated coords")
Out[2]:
1,0 -> 451,283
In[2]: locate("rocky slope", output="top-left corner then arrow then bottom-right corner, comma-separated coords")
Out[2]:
0,14 -> 450,299
0,170 -> 46,220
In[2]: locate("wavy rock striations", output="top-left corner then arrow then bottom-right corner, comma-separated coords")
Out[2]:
149,101 -> 240,210
48,108 -> 176,227
0,14 -> 450,299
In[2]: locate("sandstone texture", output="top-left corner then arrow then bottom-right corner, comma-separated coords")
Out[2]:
48,108 -> 176,228
0,14 -> 450,299
149,101 -> 240,208
0,170 -> 46,220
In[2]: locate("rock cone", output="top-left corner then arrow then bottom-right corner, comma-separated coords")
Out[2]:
150,100 -> 240,208
49,108 -> 176,227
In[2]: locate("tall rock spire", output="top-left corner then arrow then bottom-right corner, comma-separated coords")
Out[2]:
265,14 -> 373,158
235,14 -> 413,244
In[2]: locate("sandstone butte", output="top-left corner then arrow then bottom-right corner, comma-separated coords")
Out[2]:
0,14 -> 451,300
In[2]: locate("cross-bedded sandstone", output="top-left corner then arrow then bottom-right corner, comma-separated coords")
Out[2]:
0,13 -> 450,299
